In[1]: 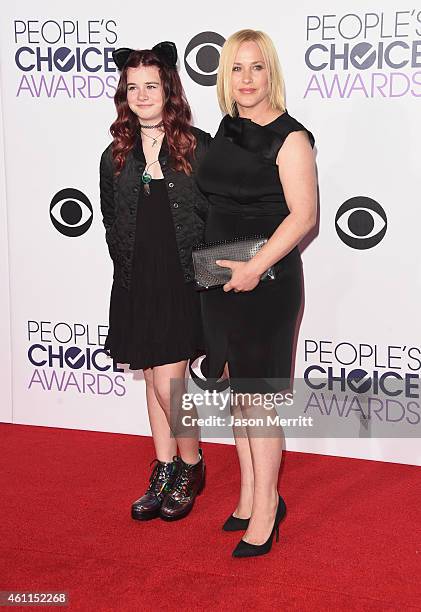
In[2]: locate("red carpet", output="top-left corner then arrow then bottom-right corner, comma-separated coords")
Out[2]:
0,423 -> 420,611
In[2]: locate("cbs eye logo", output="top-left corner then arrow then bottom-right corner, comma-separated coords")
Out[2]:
184,32 -> 225,86
189,356 -> 230,393
335,196 -> 387,250
50,188 -> 93,237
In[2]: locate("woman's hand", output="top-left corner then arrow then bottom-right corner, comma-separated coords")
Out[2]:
215,260 -> 261,292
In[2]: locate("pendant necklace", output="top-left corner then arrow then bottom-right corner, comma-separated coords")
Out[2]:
139,122 -> 164,195
141,128 -> 164,148
141,159 -> 160,196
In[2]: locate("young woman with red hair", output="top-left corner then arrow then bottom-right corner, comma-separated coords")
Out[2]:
100,42 -> 210,522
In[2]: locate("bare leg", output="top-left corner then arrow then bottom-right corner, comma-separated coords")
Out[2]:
225,363 -> 254,519
152,361 -> 200,464
241,396 -> 284,545
231,425 -> 255,519
143,368 -> 177,462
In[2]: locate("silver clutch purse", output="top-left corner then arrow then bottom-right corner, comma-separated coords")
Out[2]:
192,236 -> 276,290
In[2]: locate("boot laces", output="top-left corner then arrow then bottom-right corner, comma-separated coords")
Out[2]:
172,464 -> 192,496
148,460 -> 173,496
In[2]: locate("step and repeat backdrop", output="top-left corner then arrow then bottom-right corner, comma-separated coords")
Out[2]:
1,0 -> 420,464
0,94 -> 12,424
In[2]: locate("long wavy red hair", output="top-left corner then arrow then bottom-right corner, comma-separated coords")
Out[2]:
110,50 -> 196,175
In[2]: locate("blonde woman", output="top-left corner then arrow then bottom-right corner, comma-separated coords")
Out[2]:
196,30 -> 317,557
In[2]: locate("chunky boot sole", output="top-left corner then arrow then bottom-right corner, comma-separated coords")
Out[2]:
131,506 -> 161,521
159,505 -> 193,522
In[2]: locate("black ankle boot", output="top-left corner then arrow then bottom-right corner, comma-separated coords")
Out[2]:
160,449 -> 205,521
131,458 -> 179,521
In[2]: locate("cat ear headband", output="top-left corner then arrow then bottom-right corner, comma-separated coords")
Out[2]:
112,41 -> 178,71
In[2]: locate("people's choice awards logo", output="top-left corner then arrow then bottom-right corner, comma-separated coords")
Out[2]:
335,196 -> 387,249
184,32 -> 225,86
27,320 -> 126,396
50,188 -> 93,237
303,339 -> 421,429
304,10 -> 421,99
14,19 -> 119,99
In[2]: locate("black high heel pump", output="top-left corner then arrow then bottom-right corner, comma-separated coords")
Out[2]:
232,495 -> 286,558
222,514 -> 250,532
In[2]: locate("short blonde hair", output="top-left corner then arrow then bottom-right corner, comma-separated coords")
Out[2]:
217,29 -> 286,116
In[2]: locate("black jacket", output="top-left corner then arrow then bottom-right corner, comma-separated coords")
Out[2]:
100,127 -> 211,290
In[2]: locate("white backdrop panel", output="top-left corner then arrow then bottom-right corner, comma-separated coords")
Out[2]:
0,79 -> 13,423
1,1 -> 420,463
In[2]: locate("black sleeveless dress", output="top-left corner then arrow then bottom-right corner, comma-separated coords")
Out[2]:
195,112 -> 315,392
105,174 -> 203,371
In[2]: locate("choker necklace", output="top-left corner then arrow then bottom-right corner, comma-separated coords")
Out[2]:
139,121 -> 163,129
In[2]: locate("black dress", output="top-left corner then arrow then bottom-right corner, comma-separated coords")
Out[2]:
105,176 -> 203,370
196,112 -> 315,392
